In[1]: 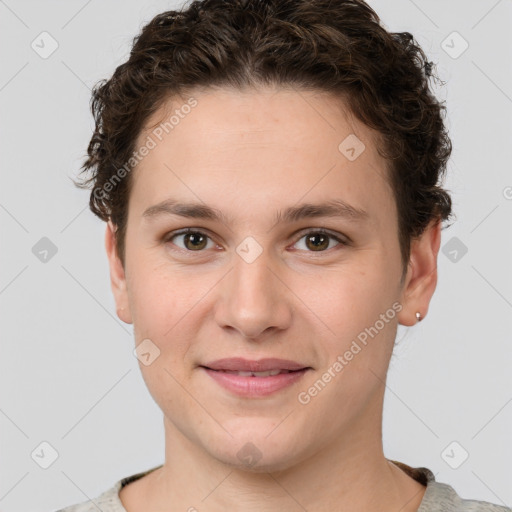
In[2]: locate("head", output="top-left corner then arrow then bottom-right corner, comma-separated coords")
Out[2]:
77,0 -> 453,471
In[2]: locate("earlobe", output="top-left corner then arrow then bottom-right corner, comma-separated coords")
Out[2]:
105,221 -> 133,324
397,219 -> 442,327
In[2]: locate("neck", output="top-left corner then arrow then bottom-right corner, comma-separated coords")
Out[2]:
129,404 -> 426,511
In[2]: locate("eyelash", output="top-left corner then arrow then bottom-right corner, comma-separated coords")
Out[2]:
164,228 -> 349,255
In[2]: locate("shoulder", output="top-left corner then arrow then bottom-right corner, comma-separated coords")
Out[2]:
423,479 -> 511,512
389,460 -> 511,512
54,483 -> 123,512
53,465 -> 163,512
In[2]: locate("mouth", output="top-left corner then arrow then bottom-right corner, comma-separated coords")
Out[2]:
200,368 -> 304,377
199,359 -> 312,397
201,357 -> 311,373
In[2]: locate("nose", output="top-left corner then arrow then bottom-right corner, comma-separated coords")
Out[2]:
214,248 -> 293,341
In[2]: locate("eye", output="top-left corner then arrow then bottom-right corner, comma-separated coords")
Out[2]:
166,229 -> 216,251
293,230 -> 347,252
164,228 -> 348,254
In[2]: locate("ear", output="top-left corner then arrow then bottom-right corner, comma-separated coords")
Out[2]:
397,218 -> 442,326
105,221 -> 133,324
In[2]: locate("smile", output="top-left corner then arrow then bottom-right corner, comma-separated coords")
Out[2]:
201,367 -> 310,397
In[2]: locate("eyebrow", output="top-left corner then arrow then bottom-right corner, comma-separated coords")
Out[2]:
142,198 -> 369,225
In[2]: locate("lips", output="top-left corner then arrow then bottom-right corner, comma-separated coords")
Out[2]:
201,357 -> 310,373
210,369 -> 295,377
200,358 -> 312,396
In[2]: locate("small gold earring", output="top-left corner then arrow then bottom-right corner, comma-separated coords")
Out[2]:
415,311 -> 422,322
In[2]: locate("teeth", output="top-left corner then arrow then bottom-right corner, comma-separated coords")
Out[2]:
219,369 -> 292,377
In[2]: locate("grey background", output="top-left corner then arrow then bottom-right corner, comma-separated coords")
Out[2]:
1,1 -> 511,511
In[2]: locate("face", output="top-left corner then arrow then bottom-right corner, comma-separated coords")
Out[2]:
106,86 -> 439,472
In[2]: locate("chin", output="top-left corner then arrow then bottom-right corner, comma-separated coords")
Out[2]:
205,424 -> 304,473
215,446 -> 299,474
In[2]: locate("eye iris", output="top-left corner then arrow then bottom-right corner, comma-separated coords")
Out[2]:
306,233 -> 329,251
184,232 -> 207,250
177,232 -> 335,252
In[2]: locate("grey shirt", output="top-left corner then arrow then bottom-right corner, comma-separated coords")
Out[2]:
55,460 -> 511,511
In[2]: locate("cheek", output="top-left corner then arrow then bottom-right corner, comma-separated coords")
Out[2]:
126,256 -> 184,341
303,266 -> 400,384
303,263 -> 395,330
126,257 -> 217,356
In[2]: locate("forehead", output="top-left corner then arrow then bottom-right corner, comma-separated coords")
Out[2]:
130,87 -> 395,229
142,87 -> 380,154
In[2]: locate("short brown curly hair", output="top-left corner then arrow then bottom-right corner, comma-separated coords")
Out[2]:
77,0 -> 453,277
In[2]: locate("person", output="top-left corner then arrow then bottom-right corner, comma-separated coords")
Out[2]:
56,0 -> 510,510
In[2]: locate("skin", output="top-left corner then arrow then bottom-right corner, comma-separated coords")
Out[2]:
106,86 -> 441,511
